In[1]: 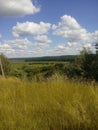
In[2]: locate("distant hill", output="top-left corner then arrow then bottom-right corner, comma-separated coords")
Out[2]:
9,55 -> 77,62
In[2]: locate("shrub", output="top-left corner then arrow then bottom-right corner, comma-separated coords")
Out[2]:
75,48 -> 98,81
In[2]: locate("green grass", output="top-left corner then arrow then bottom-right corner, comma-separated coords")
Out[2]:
0,76 -> 98,130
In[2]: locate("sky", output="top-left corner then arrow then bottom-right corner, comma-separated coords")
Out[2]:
0,0 -> 98,58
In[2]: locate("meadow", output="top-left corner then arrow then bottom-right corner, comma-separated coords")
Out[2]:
0,75 -> 98,130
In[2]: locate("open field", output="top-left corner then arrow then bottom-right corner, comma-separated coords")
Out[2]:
0,76 -> 98,130
10,61 -> 67,80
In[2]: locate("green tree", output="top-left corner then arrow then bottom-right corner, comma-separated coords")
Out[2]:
75,48 -> 98,81
0,54 -> 11,77
64,48 -> 98,81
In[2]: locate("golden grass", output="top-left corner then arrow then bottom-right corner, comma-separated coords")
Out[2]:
0,76 -> 98,130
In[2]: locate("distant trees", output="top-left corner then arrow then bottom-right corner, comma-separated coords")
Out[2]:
0,54 -> 11,77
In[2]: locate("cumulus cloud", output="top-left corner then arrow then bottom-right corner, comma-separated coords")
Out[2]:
0,0 -> 40,17
3,38 -> 33,51
12,21 -> 51,37
34,35 -> 51,43
34,35 -> 52,48
0,38 -> 32,57
52,14 -> 98,54
0,37 -> 52,57
34,43 -> 49,48
53,15 -> 89,43
0,43 -> 15,55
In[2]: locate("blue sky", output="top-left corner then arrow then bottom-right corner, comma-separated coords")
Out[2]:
0,0 -> 98,57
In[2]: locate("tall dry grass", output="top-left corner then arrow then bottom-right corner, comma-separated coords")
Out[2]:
0,75 -> 98,130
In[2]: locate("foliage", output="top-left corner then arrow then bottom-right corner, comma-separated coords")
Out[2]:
0,76 -> 98,130
10,62 -> 66,80
64,63 -> 81,78
75,48 -> 98,81
63,48 -> 98,81
0,54 -> 11,76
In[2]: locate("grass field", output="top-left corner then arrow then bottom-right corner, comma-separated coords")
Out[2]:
0,75 -> 98,130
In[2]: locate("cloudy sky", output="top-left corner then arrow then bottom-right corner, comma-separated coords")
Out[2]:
0,0 -> 98,58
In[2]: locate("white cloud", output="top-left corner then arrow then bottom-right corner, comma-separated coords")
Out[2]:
34,35 -> 52,48
34,42 -> 50,48
53,15 -> 89,43
12,21 -> 51,37
54,42 -> 78,52
52,14 -> 98,54
34,35 -> 51,43
0,38 -> 32,57
57,45 -> 65,49
0,43 -> 15,55
4,38 -> 32,50
0,0 -> 40,17
0,43 -> 11,50
0,38 -> 52,57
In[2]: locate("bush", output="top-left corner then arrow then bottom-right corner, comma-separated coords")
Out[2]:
64,63 -> 81,78
64,48 -> 98,81
75,49 -> 98,81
